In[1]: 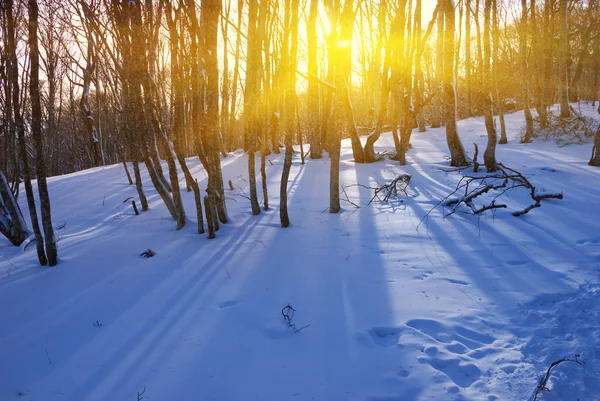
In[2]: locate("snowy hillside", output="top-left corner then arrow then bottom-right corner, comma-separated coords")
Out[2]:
1,107 -> 599,401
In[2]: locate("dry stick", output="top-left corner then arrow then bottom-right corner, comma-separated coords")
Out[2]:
473,143 -> 480,172
137,387 -> 146,401
131,200 -> 139,215
533,357 -> 583,401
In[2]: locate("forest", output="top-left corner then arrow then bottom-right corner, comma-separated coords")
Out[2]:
0,0 -> 599,400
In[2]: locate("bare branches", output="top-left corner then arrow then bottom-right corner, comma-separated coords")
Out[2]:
281,304 -> 310,333
342,174 -> 412,208
441,163 -> 563,217
533,356 -> 583,401
137,387 -> 146,401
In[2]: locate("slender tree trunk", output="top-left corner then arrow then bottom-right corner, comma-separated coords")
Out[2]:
443,0 -> 468,167
280,0 -> 298,227
308,0 -> 322,159
29,0 -> 58,265
531,0 -> 547,129
245,0 -> 261,216
229,0 -> 243,151
558,0 -> 570,117
0,171 -> 30,246
204,0 -> 228,224
432,5 -> 444,128
520,0 -> 534,142
132,161 -> 148,211
122,161 -> 133,185
493,0 -> 507,144
482,0 -> 497,171
589,125 -> 600,166
4,0 -> 47,265
221,5 -> 230,152
465,0 -> 473,117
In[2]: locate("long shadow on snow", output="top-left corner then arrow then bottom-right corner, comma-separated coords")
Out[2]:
66,213 -> 269,400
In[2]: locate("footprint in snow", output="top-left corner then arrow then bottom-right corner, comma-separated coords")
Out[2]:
218,300 -> 240,309
367,326 -> 403,348
406,318 -> 501,388
417,355 -> 482,388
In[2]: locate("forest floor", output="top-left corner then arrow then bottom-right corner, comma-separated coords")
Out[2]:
1,104 -> 599,401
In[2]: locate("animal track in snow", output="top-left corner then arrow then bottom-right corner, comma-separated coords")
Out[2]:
417,356 -> 481,388
406,318 -> 499,388
218,300 -> 240,309
368,326 -> 403,348
444,278 -> 469,286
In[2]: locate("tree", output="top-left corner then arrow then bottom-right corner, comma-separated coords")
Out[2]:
442,0 -> 468,167
245,0 -> 262,216
307,0 -> 322,159
558,0 -> 570,118
280,0 -> 299,227
29,0 -> 58,265
0,171 -> 30,246
482,0 -> 497,171
3,0 -> 47,265
519,0 -> 534,143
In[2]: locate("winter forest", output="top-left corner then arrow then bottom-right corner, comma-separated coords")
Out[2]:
1,0 -> 600,399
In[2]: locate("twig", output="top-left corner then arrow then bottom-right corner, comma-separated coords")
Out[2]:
533,356 -> 583,401
281,304 -> 310,334
45,348 -> 52,364
137,387 -> 146,401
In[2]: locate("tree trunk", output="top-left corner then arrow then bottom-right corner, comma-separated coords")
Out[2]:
0,171 -> 30,246
520,0 -> 534,143
308,0 -> 322,159
29,0 -> 58,265
280,0 -> 298,227
531,0 -> 548,129
443,0 -> 468,167
465,0 -> 473,117
432,5 -> 444,128
482,0 -> 497,171
4,0 -> 47,265
558,0 -> 570,118
590,125 -> 600,166
204,0 -> 228,224
245,0 -> 261,216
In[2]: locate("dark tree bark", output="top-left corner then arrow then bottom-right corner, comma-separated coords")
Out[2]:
493,0 -> 507,144
590,125 -> 600,166
280,0 -> 298,227
4,0 -> 47,265
442,0 -> 468,167
0,171 -> 30,246
29,0 -> 58,265
80,38 -> 102,168
520,0 -> 534,143
245,0 -> 261,216
531,0 -> 548,129
431,3 -> 444,128
482,0 -> 497,171
203,0 -> 228,225
308,0 -> 322,159
558,0 -> 570,118
465,0 -> 473,117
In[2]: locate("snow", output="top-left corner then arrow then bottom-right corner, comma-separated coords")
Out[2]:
1,105 -> 599,401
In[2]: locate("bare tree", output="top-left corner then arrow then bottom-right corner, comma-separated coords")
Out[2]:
29,0 -> 58,265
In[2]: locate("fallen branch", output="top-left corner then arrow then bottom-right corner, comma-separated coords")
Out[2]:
533,356 -> 583,401
343,174 -> 411,206
440,163 -> 562,217
281,304 -> 310,333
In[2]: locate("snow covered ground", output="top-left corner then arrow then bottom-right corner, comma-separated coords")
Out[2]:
1,105 -> 599,401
